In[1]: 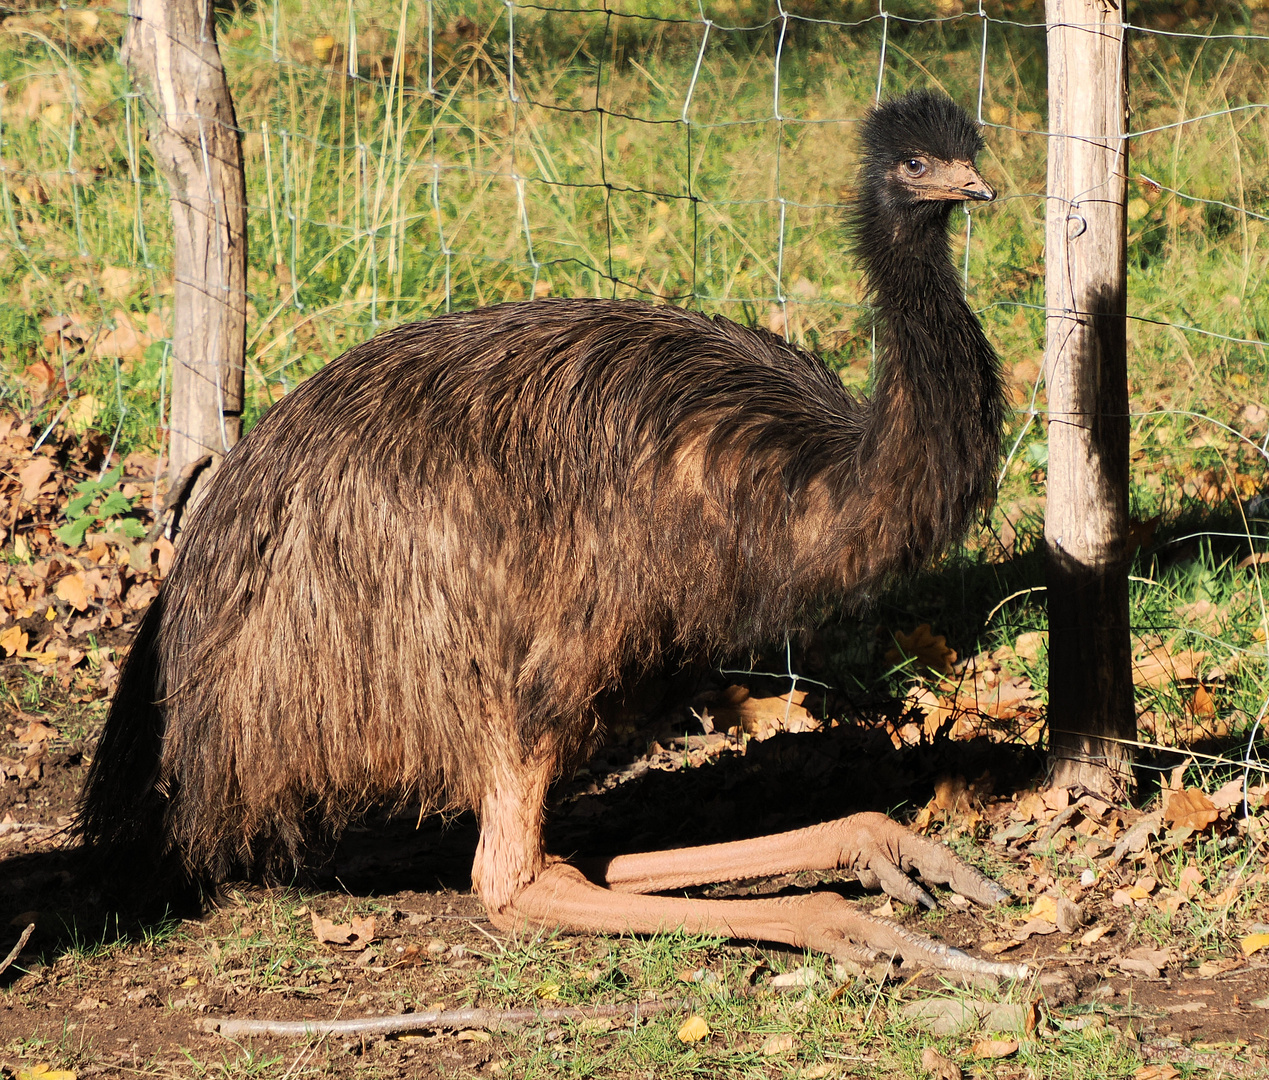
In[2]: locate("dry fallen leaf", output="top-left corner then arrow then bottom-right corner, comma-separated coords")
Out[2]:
15,720 -> 58,744
707,685 -> 818,739
0,625 -> 28,657
760,1033 -> 795,1056
1164,788 -> 1220,832
1080,925 -> 1111,946
972,1039 -> 1018,1059
1177,864 -> 1206,897
1210,780 -> 1247,810
1055,897 -> 1083,934
677,1015 -> 710,1043
55,573 -> 90,613
1133,1066 -> 1180,1080
1013,630 -> 1047,661
920,1047 -> 962,1080
1196,957 -> 1243,977
1133,643 -> 1207,688
1240,933 -> 1269,956
770,965 -> 819,989
1013,917 -> 1057,941
887,623 -> 957,675
1187,684 -> 1216,718
1029,895 -> 1058,922
15,1066 -> 76,1080
310,911 -> 375,946
18,458 -> 56,503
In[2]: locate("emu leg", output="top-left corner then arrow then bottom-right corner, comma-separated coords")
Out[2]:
590,812 -> 1009,910
473,759 -> 1023,978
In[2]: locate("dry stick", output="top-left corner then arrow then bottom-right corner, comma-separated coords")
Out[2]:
0,923 -> 35,976
145,453 -> 213,542
202,998 -> 689,1040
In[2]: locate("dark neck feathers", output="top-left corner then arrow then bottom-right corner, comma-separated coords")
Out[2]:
836,184 -> 1005,584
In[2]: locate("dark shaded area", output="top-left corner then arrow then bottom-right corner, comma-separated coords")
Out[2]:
1046,279 -> 1136,793
0,666 -> 1041,984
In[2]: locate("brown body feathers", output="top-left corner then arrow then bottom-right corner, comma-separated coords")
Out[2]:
80,91 -> 1004,896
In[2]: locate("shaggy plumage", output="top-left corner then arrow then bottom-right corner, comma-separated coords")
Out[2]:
80,92 -> 1006,953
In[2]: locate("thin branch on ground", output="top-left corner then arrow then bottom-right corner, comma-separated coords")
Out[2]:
202,997 -> 689,1039
0,923 -> 34,976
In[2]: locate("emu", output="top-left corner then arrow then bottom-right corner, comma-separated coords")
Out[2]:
81,91 -> 1019,975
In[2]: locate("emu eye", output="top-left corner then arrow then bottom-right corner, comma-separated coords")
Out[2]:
901,158 -> 926,177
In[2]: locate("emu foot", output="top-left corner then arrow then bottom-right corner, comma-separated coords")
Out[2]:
792,892 -> 1026,979
831,811 -> 1010,911
499,862 -> 1028,981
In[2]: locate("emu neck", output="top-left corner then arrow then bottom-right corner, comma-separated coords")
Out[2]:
847,200 -> 1004,579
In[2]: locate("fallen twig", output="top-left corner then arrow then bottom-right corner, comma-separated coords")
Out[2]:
145,453 -> 212,541
0,923 -> 35,976
201,998 -> 688,1039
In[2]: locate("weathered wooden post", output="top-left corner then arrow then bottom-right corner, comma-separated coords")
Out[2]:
124,0 -> 247,495
1043,0 -> 1136,797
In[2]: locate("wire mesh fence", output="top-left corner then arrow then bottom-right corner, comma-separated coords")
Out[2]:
0,0 -> 1266,757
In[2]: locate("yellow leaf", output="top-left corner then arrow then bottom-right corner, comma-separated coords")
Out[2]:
1029,895 -> 1058,922
312,34 -> 336,61
973,1039 -> 1019,1059
179,976 -> 200,988
99,265 -> 137,300
1240,933 -> 1269,956
533,982 -> 560,1001
1080,925 -> 1111,946
1,624 -> 28,657
55,573 -> 89,612
67,394 -> 102,433
677,1015 -> 710,1043
17,1068 -> 76,1080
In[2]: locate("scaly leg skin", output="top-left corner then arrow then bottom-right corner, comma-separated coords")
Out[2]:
592,812 -> 1009,910
474,753 -> 1025,980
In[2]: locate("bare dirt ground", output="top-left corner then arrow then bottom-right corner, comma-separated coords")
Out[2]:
3,685 -> 1268,1079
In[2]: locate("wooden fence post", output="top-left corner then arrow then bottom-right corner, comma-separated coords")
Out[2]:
1043,0 -> 1136,797
124,0 -> 247,495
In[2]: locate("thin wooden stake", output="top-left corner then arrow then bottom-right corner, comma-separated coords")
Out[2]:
1043,0 -> 1135,798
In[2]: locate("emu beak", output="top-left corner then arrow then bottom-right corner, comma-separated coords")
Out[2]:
945,161 -> 995,203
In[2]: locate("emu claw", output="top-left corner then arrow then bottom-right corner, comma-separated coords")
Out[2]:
839,812 -> 1011,910
802,898 -> 1029,982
